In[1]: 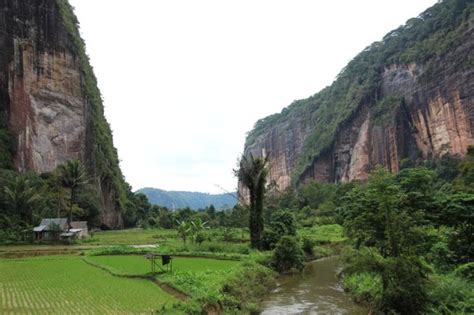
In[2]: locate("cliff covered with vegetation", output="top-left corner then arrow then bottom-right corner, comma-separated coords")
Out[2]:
0,0 -> 128,228
243,0 -> 473,192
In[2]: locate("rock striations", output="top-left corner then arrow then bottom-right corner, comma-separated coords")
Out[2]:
241,0 -> 474,196
0,0 -> 126,228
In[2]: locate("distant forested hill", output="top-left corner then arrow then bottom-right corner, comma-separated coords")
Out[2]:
136,188 -> 237,210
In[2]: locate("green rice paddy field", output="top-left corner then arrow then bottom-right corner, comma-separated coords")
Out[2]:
87,255 -> 240,298
0,255 -> 240,314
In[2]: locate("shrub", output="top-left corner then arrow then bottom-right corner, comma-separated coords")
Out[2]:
453,262 -> 474,281
378,256 -> 430,315
428,241 -> 455,272
221,262 -> 276,312
272,236 -> 304,273
195,232 -> 206,246
427,274 -> 474,314
269,210 -> 296,236
343,272 -> 382,303
260,229 -> 280,250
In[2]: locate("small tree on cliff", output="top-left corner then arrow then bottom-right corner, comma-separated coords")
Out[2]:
58,160 -> 87,228
234,153 -> 269,249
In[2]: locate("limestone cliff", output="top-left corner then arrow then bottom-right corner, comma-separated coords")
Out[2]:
242,0 -> 474,195
0,0 -> 126,228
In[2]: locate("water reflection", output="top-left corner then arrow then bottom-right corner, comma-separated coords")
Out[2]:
261,256 -> 368,315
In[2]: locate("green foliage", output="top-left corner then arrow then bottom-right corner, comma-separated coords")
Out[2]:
261,209 -> 297,249
58,160 -> 88,225
437,192 -> 474,262
343,272 -> 382,304
269,209 -> 296,236
220,261 -> 276,312
176,220 -> 191,245
371,96 -> 404,126
342,247 -> 430,314
453,262 -> 474,281
378,256 -> 430,315
3,176 -> 42,225
195,232 -> 206,246
272,236 -> 304,273
339,167 -> 429,257
298,224 -> 345,244
427,274 -> 474,314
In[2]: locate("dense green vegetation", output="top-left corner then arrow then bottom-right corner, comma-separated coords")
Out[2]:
245,0 -> 473,184
137,187 -> 237,210
0,160 -> 153,243
261,149 -> 474,313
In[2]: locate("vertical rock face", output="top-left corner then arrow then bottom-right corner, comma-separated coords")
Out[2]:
241,0 -> 473,195
0,0 -> 124,228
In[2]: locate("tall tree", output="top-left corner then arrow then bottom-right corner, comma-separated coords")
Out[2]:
235,153 -> 269,249
58,160 -> 87,228
3,176 -> 41,225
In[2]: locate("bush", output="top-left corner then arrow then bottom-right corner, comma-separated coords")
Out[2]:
378,257 -> 430,315
427,274 -> 474,314
195,232 -> 206,246
260,229 -> 280,250
272,236 -> 304,273
343,272 -> 382,303
269,210 -> 296,236
428,241 -> 455,272
221,262 -> 276,312
453,262 -> 474,281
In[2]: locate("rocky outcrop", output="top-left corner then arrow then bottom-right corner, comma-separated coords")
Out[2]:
242,0 -> 474,194
0,0 -> 124,228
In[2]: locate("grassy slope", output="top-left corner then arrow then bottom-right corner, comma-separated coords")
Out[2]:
0,256 -> 176,314
298,224 -> 346,243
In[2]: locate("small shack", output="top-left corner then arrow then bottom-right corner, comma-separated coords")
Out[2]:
34,219 -> 89,241
33,218 -> 68,241
70,221 -> 89,238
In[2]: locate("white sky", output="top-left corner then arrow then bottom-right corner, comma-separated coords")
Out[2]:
69,0 -> 437,193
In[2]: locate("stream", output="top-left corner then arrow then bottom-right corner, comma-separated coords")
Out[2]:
261,256 -> 368,314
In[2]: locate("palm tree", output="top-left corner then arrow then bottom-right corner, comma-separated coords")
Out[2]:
57,160 -> 87,228
176,220 -> 191,244
190,217 -> 209,243
4,176 -> 41,225
234,153 -> 269,249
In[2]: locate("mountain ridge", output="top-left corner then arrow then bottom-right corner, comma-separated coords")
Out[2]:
136,187 -> 237,210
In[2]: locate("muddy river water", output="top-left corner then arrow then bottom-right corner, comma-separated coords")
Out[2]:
261,256 -> 369,314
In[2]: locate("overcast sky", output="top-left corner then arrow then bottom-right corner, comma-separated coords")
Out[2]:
69,0 -> 437,193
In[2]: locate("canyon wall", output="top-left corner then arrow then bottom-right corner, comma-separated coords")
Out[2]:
0,0 -> 125,227
242,0 -> 474,195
